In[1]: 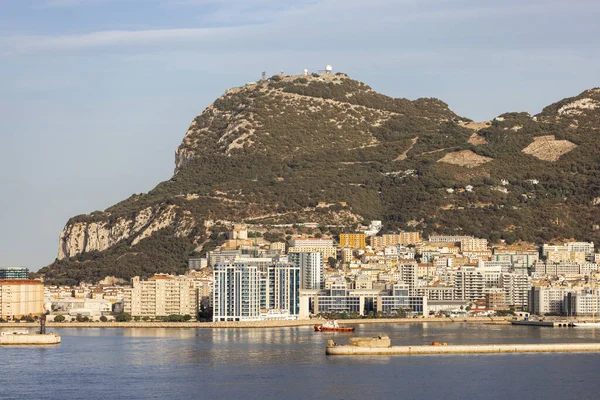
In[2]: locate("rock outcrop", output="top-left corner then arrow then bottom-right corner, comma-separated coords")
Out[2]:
40,76 -> 600,284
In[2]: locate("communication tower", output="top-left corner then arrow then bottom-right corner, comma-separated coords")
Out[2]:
261,71 -> 266,80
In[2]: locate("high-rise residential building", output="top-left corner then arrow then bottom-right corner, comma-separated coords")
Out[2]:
454,268 -> 485,301
500,273 -> 531,309
213,262 -> 262,322
289,252 -> 324,289
398,263 -> 418,295
0,279 -> 44,319
123,274 -> 197,318
213,262 -> 301,321
339,233 -> 367,249
267,263 -> 301,316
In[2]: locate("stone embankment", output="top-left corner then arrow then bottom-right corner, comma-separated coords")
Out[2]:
326,343 -> 600,356
0,317 -> 510,329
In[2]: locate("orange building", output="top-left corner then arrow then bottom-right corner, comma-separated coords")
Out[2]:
339,233 -> 367,249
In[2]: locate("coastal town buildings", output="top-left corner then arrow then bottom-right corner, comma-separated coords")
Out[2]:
22,221 -> 600,321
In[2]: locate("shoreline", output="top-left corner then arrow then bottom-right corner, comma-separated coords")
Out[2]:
0,317 -> 512,329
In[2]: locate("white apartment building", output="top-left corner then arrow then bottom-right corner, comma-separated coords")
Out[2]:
399,263 -> 418,295
213,263 -> 262,322
289,252 -> 324,290
569,289 -> 600,316
267,263 -> 301,316
500,273 -> 531,309
429,235 -> 473,243
415,285 -> 456,301
454,268 -> 485,301
289,238 -> 334,248
481,266 -> 503,288
529,287 -> 576,315
124,275 -> 197,318
461,238 -> 489,252
51,298 -> 112,316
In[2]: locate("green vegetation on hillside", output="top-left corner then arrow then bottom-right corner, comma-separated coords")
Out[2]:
39,78 -> 600,284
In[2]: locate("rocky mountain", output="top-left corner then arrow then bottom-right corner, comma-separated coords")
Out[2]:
39,73 -> 600,284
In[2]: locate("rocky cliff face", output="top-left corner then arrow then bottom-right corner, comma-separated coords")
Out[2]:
57,205 -> 197,260
40,74 -> 600,284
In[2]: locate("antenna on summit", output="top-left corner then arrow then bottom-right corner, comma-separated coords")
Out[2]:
317,65 -> 333,74
261,71 -> 266,81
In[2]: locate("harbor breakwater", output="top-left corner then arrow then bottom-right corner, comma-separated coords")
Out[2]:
326,342 -> 600,356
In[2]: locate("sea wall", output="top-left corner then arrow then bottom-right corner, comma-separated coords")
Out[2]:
326,343 -> 600,356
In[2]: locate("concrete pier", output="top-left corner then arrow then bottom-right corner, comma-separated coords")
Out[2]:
326,339 -> 600,355
0,333 -> 61,345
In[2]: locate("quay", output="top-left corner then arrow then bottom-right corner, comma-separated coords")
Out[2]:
510,320 -> 574,328
325,336 -> 600,355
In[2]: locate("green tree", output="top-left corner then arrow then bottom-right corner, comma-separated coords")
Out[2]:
327,257 -> 338,269
76,314 -> 90,322
20,315 -> 34,323
53,315 -> 65,322
116,312 -> 132,322
99,315 -> 108,322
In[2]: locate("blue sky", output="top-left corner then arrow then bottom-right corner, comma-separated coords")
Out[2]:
1,0 -> 599,271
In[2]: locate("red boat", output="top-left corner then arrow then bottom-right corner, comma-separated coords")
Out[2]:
314,320 -> 355,332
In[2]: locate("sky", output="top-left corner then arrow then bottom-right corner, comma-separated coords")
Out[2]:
1,0 -> 599,271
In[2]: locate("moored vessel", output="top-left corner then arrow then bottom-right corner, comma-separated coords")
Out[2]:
314,320 -> 355,332
573,321 -> 600,328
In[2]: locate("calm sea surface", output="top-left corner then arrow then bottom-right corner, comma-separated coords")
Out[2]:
1,323 -> 600,400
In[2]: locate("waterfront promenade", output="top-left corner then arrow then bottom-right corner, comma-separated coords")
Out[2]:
0,316 -> 512,329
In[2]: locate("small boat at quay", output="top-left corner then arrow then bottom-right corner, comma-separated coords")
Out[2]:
573,322 -> 600,328
314,320 -> 355,332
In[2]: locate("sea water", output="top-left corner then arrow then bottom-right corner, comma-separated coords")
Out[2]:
1,323 -> 599,400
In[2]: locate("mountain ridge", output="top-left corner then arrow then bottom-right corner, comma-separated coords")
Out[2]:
38,73 -> 600,284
